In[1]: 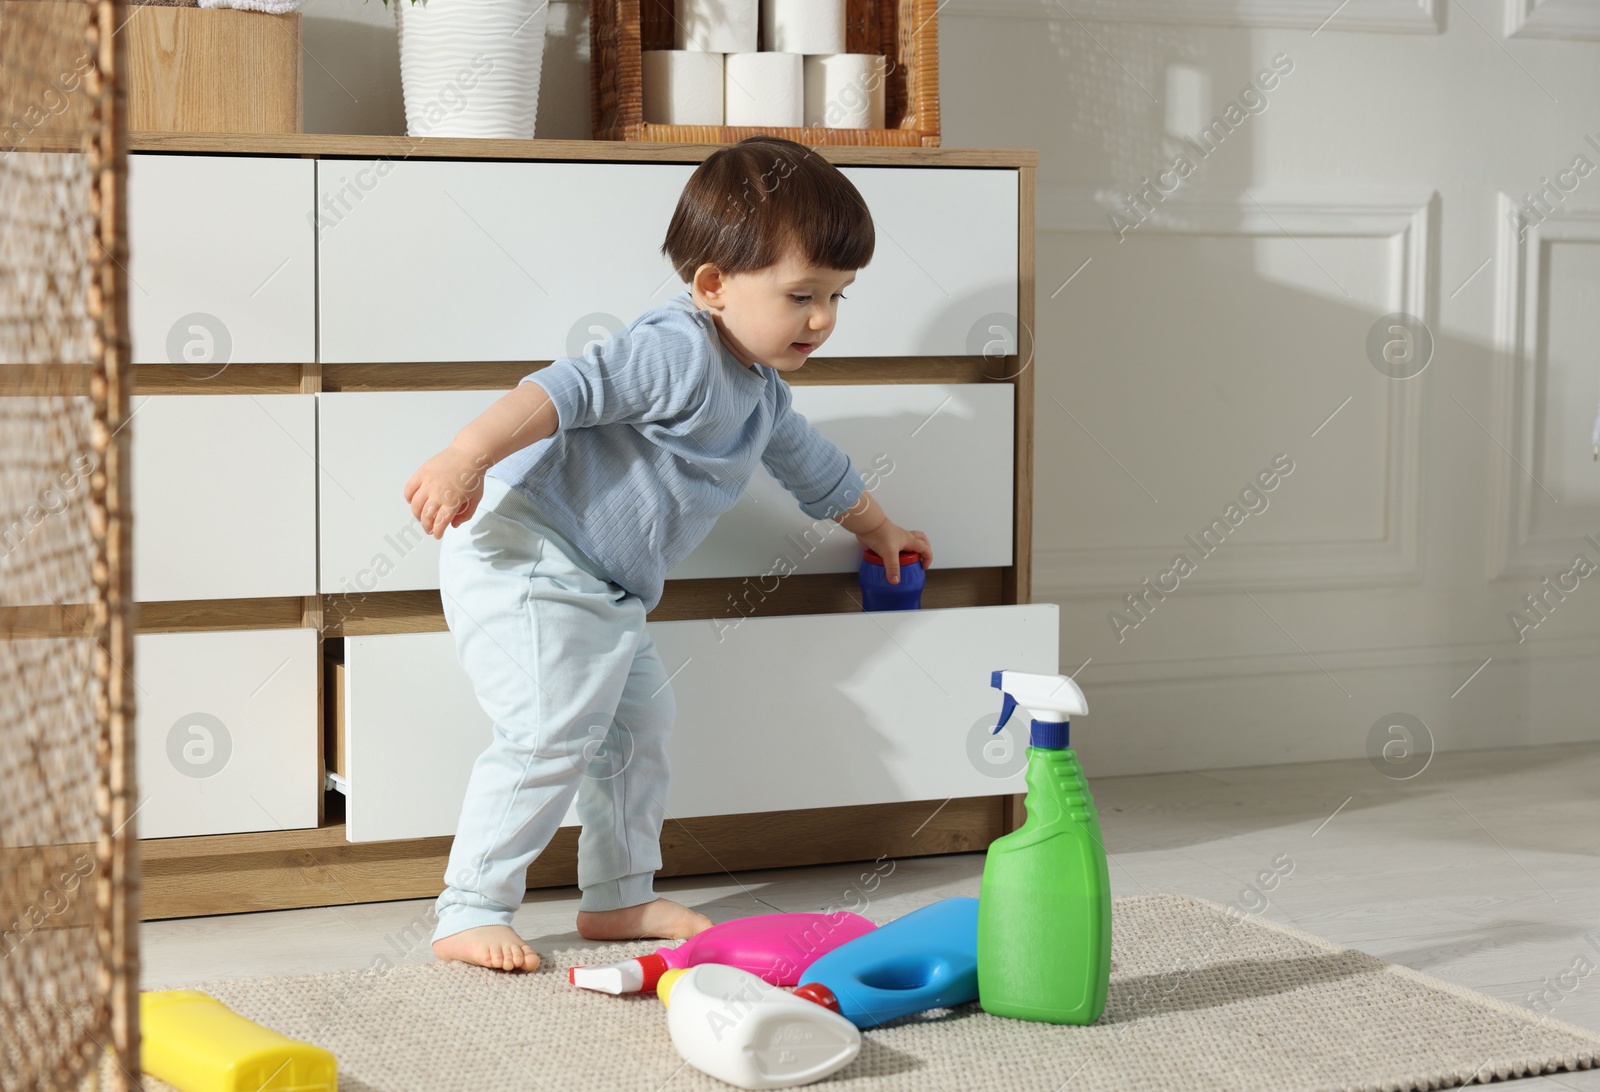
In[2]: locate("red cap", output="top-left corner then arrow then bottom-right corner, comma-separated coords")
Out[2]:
635,952 -> 670,992
863,548 -> 922,566
792,982 -> 840,1012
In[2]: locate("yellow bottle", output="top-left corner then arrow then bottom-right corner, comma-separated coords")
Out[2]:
139,989 -> 337,1092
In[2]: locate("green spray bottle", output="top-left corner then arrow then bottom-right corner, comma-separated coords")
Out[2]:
976,669 -> 1111,1024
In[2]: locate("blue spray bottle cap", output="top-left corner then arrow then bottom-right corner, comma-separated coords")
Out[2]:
990,669 -> 1088,750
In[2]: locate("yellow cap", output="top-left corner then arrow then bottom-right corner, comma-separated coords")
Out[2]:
656,967 -> 687,1007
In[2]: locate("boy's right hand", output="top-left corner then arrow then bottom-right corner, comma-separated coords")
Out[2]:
404,442 -> 491,540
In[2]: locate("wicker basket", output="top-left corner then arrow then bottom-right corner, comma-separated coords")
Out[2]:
590,0 -> 939,146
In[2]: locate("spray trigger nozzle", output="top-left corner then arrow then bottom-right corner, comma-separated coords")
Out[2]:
990,670 -> 1017,734
988,669 -> 1089,744
993,693 -> 1017,734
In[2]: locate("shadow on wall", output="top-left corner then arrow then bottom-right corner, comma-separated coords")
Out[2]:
301,0 -> 592,139
1001,15 -> 1600,775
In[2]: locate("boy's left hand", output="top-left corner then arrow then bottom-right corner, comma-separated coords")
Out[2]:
857,521 -> 933,584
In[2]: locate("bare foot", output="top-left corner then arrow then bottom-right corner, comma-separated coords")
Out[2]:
432,924 -> 541,972
576,897 -> 714,942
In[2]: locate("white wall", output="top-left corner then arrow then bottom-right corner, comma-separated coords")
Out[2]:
298,0 -> 1600,776
952,1 -> 1600,777
301,0 -> 591,138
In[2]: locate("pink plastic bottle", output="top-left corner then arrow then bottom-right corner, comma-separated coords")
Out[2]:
569,911 -> 877,994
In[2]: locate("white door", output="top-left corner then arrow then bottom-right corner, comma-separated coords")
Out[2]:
316,160 -> 695,363
127,154 -> 316,365
824,166 -> 1018,357
315,160 -> 1018,362
131,394 -> 318,602
317,390 -> 502,597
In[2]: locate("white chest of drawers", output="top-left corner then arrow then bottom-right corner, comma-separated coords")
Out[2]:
92,133 -> 1042,919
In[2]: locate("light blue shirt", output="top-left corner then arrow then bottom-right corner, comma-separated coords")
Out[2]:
487,288 -> 867,612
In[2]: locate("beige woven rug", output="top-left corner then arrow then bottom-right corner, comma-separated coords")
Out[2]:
106,894 -> 1600,1091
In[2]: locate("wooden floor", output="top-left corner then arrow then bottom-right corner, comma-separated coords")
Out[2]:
141,741 -> 1600,1090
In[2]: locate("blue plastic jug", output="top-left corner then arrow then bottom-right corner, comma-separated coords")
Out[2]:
792,897 -> 978,1028
858,548 -> 925,611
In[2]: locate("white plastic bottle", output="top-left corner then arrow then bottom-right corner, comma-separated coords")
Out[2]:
657,963 -> 861,1089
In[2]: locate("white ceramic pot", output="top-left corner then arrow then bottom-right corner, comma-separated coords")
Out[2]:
395,0 -> 548,139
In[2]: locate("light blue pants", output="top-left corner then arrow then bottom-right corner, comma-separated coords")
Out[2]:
431,474 -> 675,943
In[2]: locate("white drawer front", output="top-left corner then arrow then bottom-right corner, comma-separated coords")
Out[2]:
669,383 -> 1013,579
131,394 -> 318,602
317,160 -> 695,364
128,154 -> 315,365
315,160 -> 1017,363
825,166 -> 1019,358
135,628 -> 319,840
340,603 -> 1054,842
322,384 -> 1010,593
317,390 -> 502,597
650,603 -> 1058,815
342,631 -> 581,843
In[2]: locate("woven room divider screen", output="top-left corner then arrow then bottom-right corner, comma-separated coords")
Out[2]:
0,0 -> 139,1088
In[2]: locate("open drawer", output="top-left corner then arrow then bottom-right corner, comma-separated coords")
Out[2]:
333,603 -> 1058,843
136,628 -> 319,839
329,629 -> 575,843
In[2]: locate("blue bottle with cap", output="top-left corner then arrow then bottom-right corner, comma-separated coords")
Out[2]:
858,548 -> 925,611
792,897 -> 978,1028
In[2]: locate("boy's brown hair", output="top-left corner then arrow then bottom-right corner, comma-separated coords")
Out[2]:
661,136 -> 875,284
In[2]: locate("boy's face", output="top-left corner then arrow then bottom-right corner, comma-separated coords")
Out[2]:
690,250 -> 856,372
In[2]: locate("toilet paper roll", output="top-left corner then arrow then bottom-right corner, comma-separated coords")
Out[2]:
642,50 -> 725,126
676,0 -> 757,53
763,0 -> 846,54
804,54 -> 886,129
725,52 -> 803,127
